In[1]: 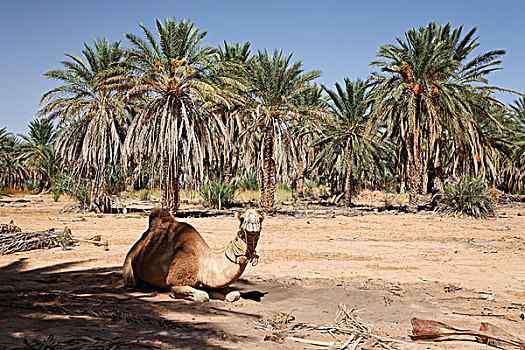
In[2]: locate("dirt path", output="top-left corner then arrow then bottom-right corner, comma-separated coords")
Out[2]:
0,196 -> 523,349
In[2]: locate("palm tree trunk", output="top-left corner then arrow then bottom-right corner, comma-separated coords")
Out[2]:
90,168 -> 112,213
292,156 -> 305,202
260,125 -> 275,212
291,180 -> 298,202
344,153 -> 353,207
164,171 -> 180,213
407,97 -> 423,212
162,158 -> 180,213
431,123 -> 444,193
297,174 -> 304,199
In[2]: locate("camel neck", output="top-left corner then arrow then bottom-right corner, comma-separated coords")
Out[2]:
224,230 -> 259,265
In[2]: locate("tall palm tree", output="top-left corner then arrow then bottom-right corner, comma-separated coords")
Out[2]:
290,84 -> 328,200
368,22 -> 508,211
482,98 -> 525,193
310,78 -> 390,206
39,39 -> 128,212
211,41 -> 252,184
244,49 -> 320,211
0,133 -> 28,189
124,18 -> 231,212
18,119 -> 59,190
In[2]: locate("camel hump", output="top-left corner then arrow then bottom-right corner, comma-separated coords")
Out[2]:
149,208 -> 176,227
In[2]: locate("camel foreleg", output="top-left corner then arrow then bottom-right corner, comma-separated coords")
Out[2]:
208,287 -> 241,302
170,285 -> 210,302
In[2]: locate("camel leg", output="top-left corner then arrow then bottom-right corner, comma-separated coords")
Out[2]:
208,290 -> 226,300
122,254 -> 138,287
208,287 -> 241,302
170,285 -> 210,302
225,290 -> 241,302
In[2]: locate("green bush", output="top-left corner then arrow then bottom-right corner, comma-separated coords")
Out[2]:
237,172 -> 259,191
303,178 -> 322,197
200,175 -> 236,210
437,176 -> 497,219
139,189 -> 150,201
25,180 -> 38,191
106,163 -> 128,195
53,172 -> 91,208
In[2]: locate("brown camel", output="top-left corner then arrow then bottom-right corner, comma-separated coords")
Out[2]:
123,208 -> 264,302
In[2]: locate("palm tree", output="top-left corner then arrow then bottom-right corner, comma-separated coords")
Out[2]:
0,133 -> 28,189
368,22 -> 508,211
309,78 -> 390,206
0,128 -> 10,150
18,119 -> 60,190
482,98 -> 525,193
244,49 -> 321,211
290,84 -> 328,200
124,18 -> 231,212
39,39 -> 128,212
212,41 -> 252,184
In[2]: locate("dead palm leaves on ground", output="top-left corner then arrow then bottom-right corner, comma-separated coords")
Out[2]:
0,220 -> 21,233
0,335 -> 160,350
260,303 -> 404,349
0,227 -> 108,254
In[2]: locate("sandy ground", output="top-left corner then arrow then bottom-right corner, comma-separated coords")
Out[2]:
0,195 -> 524,349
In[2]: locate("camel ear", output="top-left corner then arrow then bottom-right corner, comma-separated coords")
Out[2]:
235,211 -> 241,220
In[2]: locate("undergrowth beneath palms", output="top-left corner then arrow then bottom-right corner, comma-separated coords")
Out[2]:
200,175 -> 236,210
437,176 -> 497,219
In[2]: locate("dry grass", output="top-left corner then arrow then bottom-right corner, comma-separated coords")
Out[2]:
365,264 -> 418,271
234,187 -> 292,202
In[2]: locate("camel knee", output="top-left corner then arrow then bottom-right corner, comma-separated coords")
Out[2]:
225,290 -> 241,302
122,259 -> 138,287
170,286 -> 209,302
209,289 -> 241,302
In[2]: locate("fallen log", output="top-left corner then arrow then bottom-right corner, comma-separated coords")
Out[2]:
411,318 -> 525,349
0,228 -> 108,254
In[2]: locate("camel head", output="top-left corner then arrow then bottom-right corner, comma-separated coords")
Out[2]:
235,209 -> 264,261
236,209 -> 264,234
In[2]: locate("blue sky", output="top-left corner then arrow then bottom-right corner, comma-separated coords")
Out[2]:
1,0 -> 524,134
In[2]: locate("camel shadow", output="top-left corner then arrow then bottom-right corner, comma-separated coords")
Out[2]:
0,258 -> 259,349
240,291 -> 267,302
233,279 -> 268,302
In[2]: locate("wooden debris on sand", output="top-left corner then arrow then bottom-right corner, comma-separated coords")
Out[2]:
411,318 -> 525,349
0,227 -> 109,255
5,335 -> 160,350
0,220 -> 21,234
262,303 -> 404,349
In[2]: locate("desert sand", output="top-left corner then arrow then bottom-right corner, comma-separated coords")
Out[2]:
0,195 -> 523,349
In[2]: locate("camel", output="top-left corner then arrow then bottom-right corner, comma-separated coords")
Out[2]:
123,208 -> 264,302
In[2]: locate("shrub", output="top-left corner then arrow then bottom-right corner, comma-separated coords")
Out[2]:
53,172 -> 91,209
139,189 -> 150,201
200,175 -> 236,210
106,163 -> 128,195
25,180 -> 38,191
237,172 -> 259,191
437,176 -> 497,219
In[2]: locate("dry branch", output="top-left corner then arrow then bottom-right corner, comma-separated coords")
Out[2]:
0,220 -> 21,234
411,318 -> 525,349
0,228 -> 108,254
5,335 -> 161,350
274,304 -> 403,349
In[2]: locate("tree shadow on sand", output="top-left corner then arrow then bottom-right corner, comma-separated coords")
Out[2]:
0,258 -> 262,349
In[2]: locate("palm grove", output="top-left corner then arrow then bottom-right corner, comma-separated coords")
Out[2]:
1,20 -> 524,214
